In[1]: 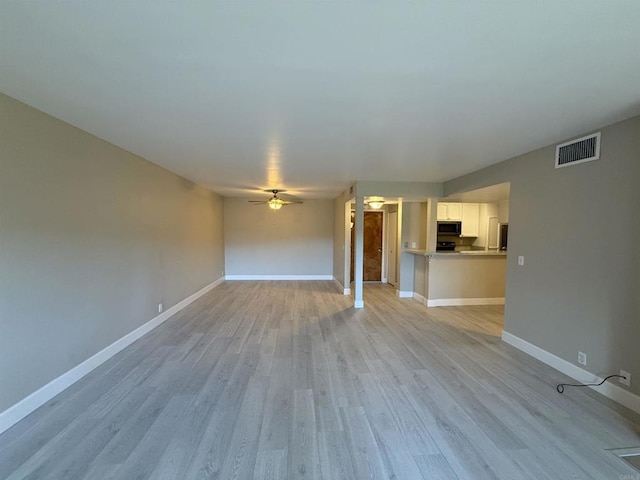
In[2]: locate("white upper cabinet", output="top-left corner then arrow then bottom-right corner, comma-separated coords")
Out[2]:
461,203 -> 480,237
437,203 -> 462,221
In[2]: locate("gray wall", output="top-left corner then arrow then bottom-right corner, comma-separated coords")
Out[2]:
445,115 -> 640,396
224,198 -> 334,276
0,94 -> 225,411
333,194 -> 347,287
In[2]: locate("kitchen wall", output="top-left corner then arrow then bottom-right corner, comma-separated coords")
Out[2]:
444,115 -> 640,398
224,198 -> 334,277
498,199 -> 510,224
402,202 -> 425,250
475,203 -> 499,248
0,93 -> 225,412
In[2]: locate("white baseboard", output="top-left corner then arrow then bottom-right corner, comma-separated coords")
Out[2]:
413,292 -> 427,305
225,275 -> 333,281
426,297 -> 505,307
332,277 -> 351,295
502,331 -> 640,415
396,290 -> 413,298
0,277 -> 225,435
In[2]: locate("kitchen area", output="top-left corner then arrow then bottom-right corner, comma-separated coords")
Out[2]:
404,183 -> 510,307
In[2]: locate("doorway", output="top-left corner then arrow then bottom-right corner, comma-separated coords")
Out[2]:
350,211 -> 384,282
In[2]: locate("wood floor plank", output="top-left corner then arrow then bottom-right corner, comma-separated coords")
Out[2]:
339,405 -> 389,479
255,357 -> 292,453
317,430 -> 356,480
253,449 -> 287,480
2,282 -> 639,480
218,375 -> 269,480
289,389 -> 320,480
108,394 -> 195,480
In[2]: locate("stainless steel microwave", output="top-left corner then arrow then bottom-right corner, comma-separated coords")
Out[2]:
437,221 -> 462,236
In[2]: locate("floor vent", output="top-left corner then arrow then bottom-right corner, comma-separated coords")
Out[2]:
608,447 -> 640,472
555,132 -> 600,168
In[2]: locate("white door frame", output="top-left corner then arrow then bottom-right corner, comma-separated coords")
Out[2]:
386,209 -> 398,286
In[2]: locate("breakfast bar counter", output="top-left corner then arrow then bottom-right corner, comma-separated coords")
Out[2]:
406,249 -> 507,307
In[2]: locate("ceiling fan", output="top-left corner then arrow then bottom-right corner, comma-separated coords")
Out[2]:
248,189 -> 303,210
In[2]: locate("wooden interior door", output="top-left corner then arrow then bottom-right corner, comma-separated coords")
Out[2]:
364,211 -> 383,281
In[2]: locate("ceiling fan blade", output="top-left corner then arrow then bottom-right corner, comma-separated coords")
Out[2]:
248,200 -> 267,204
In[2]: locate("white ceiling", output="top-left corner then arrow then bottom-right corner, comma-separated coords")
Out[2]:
1,2 -> 639,199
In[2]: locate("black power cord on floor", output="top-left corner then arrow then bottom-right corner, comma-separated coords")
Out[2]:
556,374 -> 627,393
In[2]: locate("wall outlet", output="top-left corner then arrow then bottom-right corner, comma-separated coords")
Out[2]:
517,255 -> 525,266
411,242 -> 417,248
158,303 -> 163,313
577,351 -> 587,366
619,370 -> 631,387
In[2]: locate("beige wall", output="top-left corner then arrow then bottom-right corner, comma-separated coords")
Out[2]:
0,94 -> 225,411
445,115 -> 640,397
428,256 -> 506,300
224,198 -> 334,276
412,255 -> 506,301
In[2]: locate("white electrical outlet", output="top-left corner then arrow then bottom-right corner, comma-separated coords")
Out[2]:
619,370 -> 631,387
577,351 -> 587,366
158,303 -> 163,313
412,242 -> 417,248
517,255 -> 525,266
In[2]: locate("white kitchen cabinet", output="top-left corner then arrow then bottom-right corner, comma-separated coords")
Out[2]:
461,203 -> 480,237
437,203 -> 462,221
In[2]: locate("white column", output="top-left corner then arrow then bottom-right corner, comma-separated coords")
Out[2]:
426,198 -> 438,253
397,201 -> 415,296
353,196 -> 364,308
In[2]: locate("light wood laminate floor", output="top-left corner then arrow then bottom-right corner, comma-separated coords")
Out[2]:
1,282 -> 639,479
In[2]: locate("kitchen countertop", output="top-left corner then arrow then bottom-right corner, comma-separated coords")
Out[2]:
405,249 -> 507,257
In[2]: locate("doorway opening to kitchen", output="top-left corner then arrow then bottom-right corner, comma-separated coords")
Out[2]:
433,182 -> 511,335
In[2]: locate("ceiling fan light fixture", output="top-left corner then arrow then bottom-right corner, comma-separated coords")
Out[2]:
267,197 -> 284,210
367,200 -> 384,209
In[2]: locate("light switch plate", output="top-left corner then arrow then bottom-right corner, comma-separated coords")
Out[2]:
517,256 -> 525,266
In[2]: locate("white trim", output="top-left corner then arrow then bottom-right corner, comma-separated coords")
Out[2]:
413,292 -> 427,305
225,275 -> 333,281
332,276 -> 351,295
502,331 -> 640,415
354,300 -> 364,309
396,290 -> 413,298
0,277 -> 225,435
426,297 -> 505,307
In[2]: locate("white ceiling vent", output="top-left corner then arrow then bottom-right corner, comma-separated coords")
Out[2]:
555,132 -> 601,168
